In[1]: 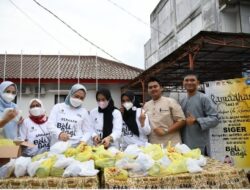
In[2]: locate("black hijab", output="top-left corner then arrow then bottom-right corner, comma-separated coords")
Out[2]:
96,88 -> 115,139
121,91 -> 139,137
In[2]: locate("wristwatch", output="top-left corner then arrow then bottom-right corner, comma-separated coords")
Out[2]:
163,128 -> 168,135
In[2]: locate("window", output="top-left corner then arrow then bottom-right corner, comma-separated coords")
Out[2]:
55,95 -> 67,104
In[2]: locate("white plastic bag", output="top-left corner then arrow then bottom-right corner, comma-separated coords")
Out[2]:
124,144 -> 142,158
108,147 -> 120,155
79,160 -> 99,176
135,153 -> 154,171
158,156 -> 172,167
27,159 -> 45,177
63,160 -> 83,177
175,143 -> 191,154
197,155 -> 207,167
0,159 -> 16,179
186,158 -> 203,173
14,156 -> 32,177
54,157 -> 74,169
115,157 -> 137,170
50,141 -> 70,154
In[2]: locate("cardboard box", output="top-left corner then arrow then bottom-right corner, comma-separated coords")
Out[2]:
0,141 -> 35,165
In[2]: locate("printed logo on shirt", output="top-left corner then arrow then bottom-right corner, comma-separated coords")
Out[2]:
33,135 -> 50,150
77,113 -> 82,118
29,126 -> 38,133
122,124 -> 134,137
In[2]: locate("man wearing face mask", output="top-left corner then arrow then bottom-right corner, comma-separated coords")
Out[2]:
19,99 -> 50,156
47,84 -> 92,146
0,81 -> 23,139
120,91 -> 151,149
90,88 -> 122,148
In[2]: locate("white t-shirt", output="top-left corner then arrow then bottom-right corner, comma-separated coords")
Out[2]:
19,117 -> 50,156
90,108 -> 122,148
47,103 -> 92,145
121,108 -> 151,149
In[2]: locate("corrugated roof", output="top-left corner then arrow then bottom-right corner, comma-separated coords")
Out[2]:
0,54 -> 142,80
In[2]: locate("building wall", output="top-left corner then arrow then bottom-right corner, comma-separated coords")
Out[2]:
145,0 -> 250,68
16,83 -> 122,118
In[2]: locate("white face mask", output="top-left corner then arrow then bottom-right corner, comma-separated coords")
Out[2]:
30,107 -> 45,117
70,97 -> 83,107
123,102 -> 133,111
2,93 -> 16,103
98,100 -> 109,109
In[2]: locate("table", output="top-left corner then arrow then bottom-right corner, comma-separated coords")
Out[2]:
0,176 -> 99,189
104,158 -> 250,189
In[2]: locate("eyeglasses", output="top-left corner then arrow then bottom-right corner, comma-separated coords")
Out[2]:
5,90 -> 16,95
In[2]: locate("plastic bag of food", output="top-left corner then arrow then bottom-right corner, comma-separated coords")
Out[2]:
79,160 -> 99,176
64,147 -> 78,157
175,143 -> 191,154
53,157 -> 74,169
0,138 -> 15,146
115,157 -> 136,170
135,153 -> 154,170
148,163 -> 161,176
124,144 -> 142,158
142,144 -> 164,160
183,148 -> 201,159
75,151 -> 93,162
14,156 -> 32,177
50,141 -> 70,154
32,152 -> 48,162
105,167 -> 128,180
167,159 -> 188,174
197,155 -> 207,167
63,160 -> 83,177
186,158 -> 202,173
95,158 -> 116,169
93,145 -> 114,160
158,156 -> 172,167
108,146 -> 120,155
27,159 -> 45,177
36,156 -> 57,177
0,159 -> 16,179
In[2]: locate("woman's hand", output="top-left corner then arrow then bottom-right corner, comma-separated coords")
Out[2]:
59,132 -> 70,141
93,135 -> 101,145
139,109 -> 146,127
101,136 -> 113,148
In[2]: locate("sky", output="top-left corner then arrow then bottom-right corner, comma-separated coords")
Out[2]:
0,0 -> 160,69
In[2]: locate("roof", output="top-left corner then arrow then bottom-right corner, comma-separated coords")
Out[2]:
123,31 -> 250,91
0,54 -> 142,80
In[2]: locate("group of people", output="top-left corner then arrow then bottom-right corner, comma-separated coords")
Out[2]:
0,72 -> 219,157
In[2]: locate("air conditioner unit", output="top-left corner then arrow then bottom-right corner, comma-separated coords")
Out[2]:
22,86 -> 31,95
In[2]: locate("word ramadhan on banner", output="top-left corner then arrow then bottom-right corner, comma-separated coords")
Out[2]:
205,78 -> 250,171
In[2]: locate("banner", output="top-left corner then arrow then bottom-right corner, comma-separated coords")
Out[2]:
205,78 -> 250,171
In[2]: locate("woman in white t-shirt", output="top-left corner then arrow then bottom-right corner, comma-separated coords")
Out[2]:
47,84 -> 92,145
90,88 -> 122,148
120,91 -> 151,149
19,98 -> 50,156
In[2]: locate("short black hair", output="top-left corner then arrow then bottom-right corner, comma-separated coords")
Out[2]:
184,70 -> 199,80
146,77 -> 162,87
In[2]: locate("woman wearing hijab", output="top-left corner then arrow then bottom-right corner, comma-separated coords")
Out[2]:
90,88 -> 122,148
120,91 -> 151,149
47,84 -> 92,145
19,99 -> 50,156
0,81 -> 22,139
